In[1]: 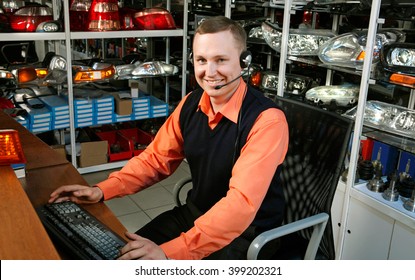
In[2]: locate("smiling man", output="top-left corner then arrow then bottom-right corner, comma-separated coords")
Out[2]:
49,16 -> 289,260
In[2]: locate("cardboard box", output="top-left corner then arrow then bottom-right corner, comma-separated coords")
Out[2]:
78,141 -> 108,167
113,92 -> 132,116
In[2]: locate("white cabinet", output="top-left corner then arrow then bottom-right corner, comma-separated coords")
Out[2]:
342,197 -> 394,260
389,221 -> 415,260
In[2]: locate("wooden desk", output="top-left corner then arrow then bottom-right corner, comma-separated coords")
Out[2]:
0,166 -> 60,260
0,110 -> 127,259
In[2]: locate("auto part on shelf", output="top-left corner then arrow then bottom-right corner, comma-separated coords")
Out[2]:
253,71 -> 315,97
262,21 -> 335,56
379,43 -> 415,86
69,0 -> 91,31
358,160 -> 374,180
343,100 -> 415,139
318,29 -> 406,69
399,159 -> 411,182
305,84 -> 359,107
367,163 -> 385,192
403,188 -> 415,213
399,177 -> 415,199
382,172 -> 400,202
131,61 -> 179,77
73,63 -> 116,83
88,0 -> 120,31
9,5 -> 53,32
134,7 -> 176,30
36,20 -> 61,32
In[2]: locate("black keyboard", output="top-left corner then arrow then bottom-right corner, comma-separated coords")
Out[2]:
37,201 -> 127,260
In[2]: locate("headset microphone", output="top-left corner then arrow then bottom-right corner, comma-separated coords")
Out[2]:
214,74 -> 243,90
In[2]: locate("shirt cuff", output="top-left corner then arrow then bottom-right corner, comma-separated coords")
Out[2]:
160,236 -> 191,260
95,177 -> 123,200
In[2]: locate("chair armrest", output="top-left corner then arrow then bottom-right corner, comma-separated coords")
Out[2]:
247,212 -> 329,260
172,176 -> 192,206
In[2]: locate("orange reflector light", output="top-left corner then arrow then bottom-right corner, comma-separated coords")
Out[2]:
356,50 -> 366,61
390,73 -> 415,86
17,67 -> 38,83
73,65 -> 116,83
249,71 -> 262,87
0,70 -> 14,79
36,68 -> 48,79
0,129 -> 26,165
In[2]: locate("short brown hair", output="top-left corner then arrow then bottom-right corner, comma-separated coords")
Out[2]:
194,16 -> 247,53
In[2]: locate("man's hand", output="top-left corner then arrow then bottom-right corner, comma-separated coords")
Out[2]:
118,232 -> 168,260
48,184 -> 103,204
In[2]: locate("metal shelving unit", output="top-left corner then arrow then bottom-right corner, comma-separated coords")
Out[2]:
2,0 -> 189,173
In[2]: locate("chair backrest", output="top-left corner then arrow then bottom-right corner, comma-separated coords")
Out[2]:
273,96 -> 353,259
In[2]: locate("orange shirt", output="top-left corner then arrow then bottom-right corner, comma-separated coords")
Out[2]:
96,80 -> 289,259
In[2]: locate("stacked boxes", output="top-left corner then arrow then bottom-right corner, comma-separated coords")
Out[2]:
132,96 -> 150,120
14,115 -> 29,130
94,94 -> 114,125
149,96 -> 169,118
72,97 -> 94,128
18,103 -> 52,133
39,95 -> 70,129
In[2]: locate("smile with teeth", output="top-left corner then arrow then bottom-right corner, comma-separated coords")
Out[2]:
206,79 -> 223,86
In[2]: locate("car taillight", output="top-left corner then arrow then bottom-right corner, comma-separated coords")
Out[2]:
9,5 -> 53,32
134,7 -> 176,30
70,0 -> 91,31
88,0 -> 120,31
120,7 -> 137,30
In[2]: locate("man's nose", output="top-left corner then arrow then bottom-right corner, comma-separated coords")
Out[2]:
205,62 -> 218,76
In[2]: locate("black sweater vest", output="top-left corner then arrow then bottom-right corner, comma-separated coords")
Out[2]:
179,86 -> 285,231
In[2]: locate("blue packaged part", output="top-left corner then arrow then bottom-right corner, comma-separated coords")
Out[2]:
398,151 -> 415,178
371,141 -> 399,176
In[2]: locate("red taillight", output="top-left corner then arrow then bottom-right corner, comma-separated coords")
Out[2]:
119,7 -> 137,30
70,0 -> 92,31
9,6 -> 53,32
88,0 -> 120,31
134,7 -> 176,30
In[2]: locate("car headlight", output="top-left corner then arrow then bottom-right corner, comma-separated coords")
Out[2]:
318,29 -> 406,69
36,20 -> 61,32
305,84 -> 359,107
343,100 -> 415,138
259,71 -> 315,96
379,43 -> 415,86
248,26 -> 264,42
131,61 -> 178,77
262,21 -> 336,56
115,62 -> 141,79
43,55 -> 68,85
73,63 -> 116,83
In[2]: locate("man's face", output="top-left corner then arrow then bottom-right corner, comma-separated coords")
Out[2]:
192,30 -> 242,100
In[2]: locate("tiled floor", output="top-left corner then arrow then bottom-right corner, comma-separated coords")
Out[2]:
82,161 -> 192,233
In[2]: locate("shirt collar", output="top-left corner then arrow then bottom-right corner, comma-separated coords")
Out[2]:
197,79 -> 247,124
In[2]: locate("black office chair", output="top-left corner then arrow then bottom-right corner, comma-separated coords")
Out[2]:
173,96 -> 353,260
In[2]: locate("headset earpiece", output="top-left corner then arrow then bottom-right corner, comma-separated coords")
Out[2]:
188,52 -> 193,65
240,50 -> 252,68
